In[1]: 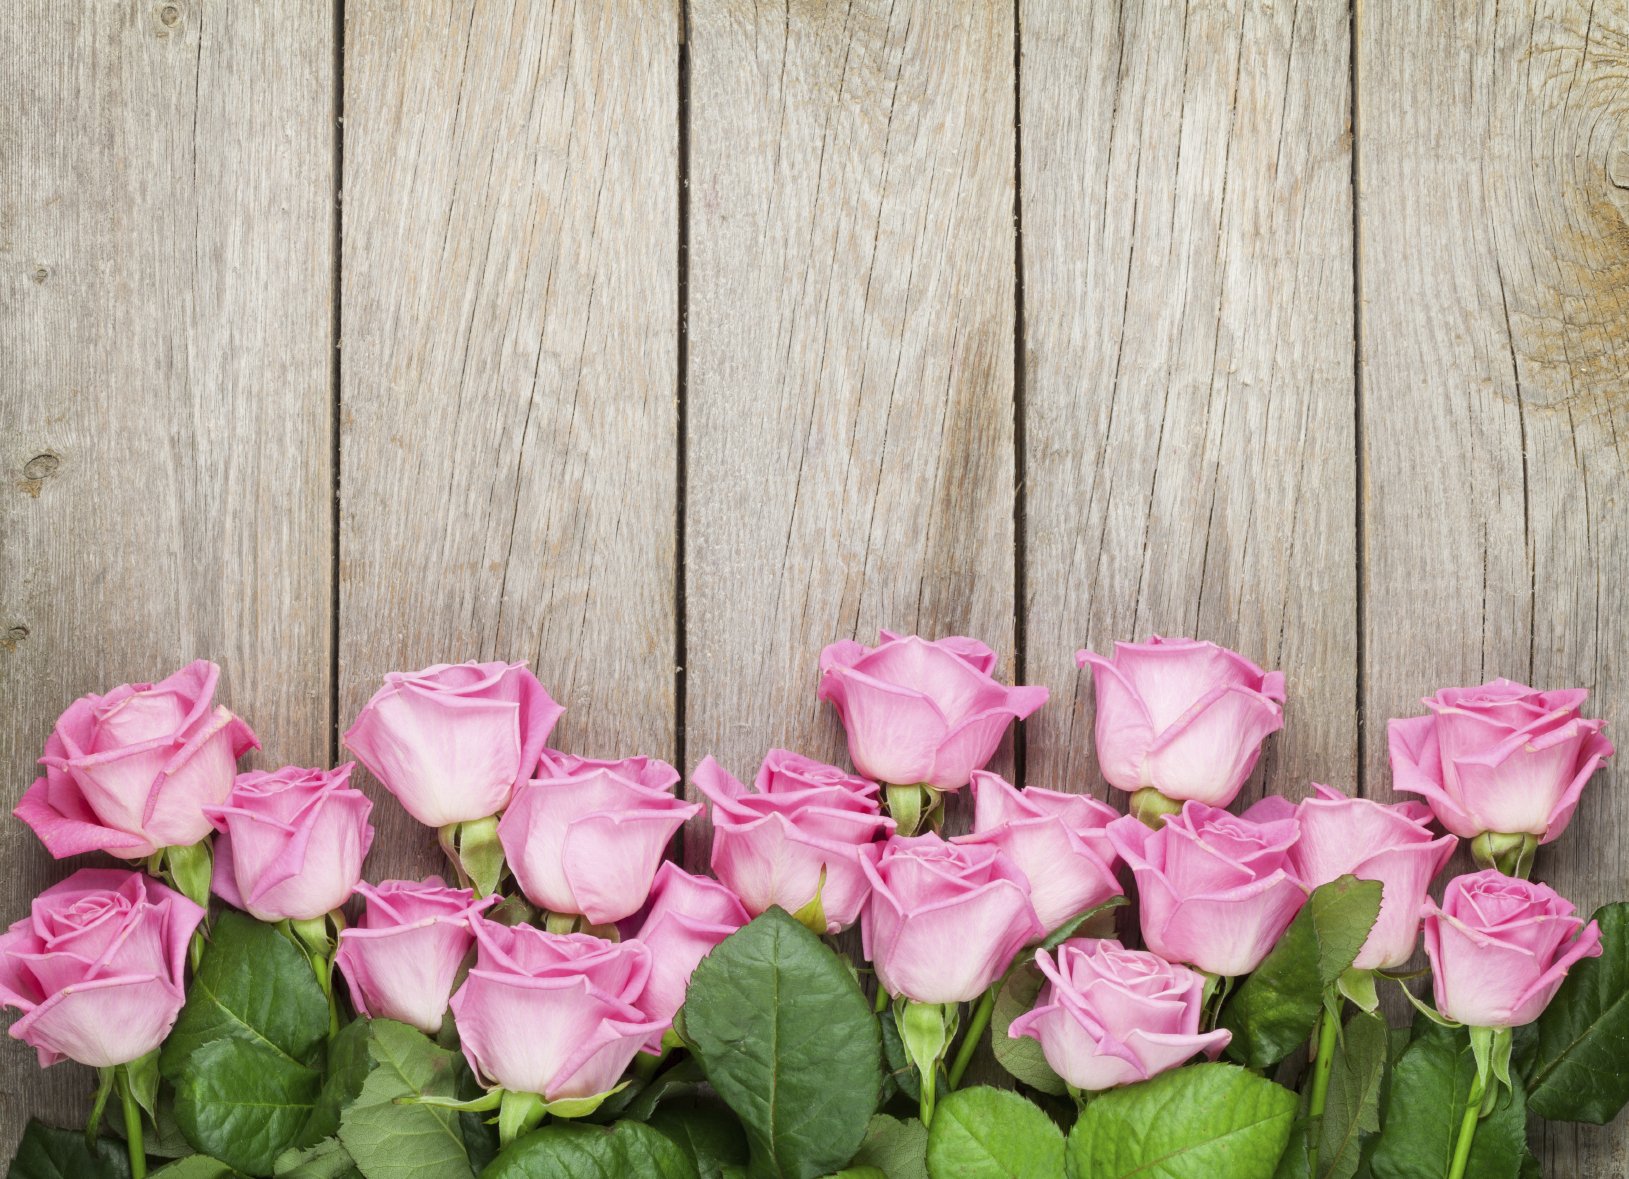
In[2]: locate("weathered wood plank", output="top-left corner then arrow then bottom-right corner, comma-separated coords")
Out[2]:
1021,0 -> 1357,806
684,0 -> 1018,852
340,1 -> 680,880
1358,2 -> 1629,1169
0,0 -> 334,1147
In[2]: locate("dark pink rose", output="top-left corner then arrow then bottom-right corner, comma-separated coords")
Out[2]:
632,863 -> 749,1041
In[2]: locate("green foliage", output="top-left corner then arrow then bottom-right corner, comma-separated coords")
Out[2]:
173,1039 -> 323,1177
647,1097 -> 750,1178
925,1087 -> 1063,1179
845,1115 -> 927,1179
336,1020 -> 475,1179
1316,1010 -> 1388,1179
484,1122 -> 698,1179
1523,902 -> 1629,1124
149,1159 -> 242,1178
990,961 -> 1067,1096
4,1121 -> 130,1179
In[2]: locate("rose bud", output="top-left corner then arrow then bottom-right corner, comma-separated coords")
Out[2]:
16,660 -> 258,859
1009,939 -> 1231,1091
335,877 -> 496,1034
499,752 -> 700,925
1282,784 -> 1456,970
1389,679 -> 1612,861
343,661 -> 563,828
451,921 -> 665,1102
693,750 -> 894,933
1076,637 -> 1285,814
860,834 -> 1042,1004
205,764 -> 375,922
1107,801 -> 1307,977
0,870 -> 204,1068
817,632 -> 1048,792
632,863 -> 749,1041
1422,870 -> 1602,1028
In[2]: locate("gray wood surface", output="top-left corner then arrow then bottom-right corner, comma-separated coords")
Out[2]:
0,0 -> 335,1154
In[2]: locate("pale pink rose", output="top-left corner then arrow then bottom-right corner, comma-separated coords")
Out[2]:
693,750 -> 893,933
1107,801 -> 1307,977
1077,637 -> 1285,807
817,632 -> 1048,790
1285,784 -> 1456,970
206,764 -> 374,922
952,772 -> 1122,932
15,661 -> 258,859
499,752 -> 700,925
860,834 -> 1042,1004
343,661 -> 563,827
1389,679 -> 1612,843
1422,870 -> 1602,1028
632,863 -> 749,1041
335,877 -> 495,1033
451,921 -> 665,1100
0,870 -> 204,1067
1009,939 -> 1230,1091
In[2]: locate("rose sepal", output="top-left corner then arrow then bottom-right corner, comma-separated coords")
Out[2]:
1471,831 -> 1539,879
896,998 -> 959,1126
438,815 -> 505,897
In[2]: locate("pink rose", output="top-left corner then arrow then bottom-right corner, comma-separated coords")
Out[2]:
1389,679 -> 1612,843
335,877 -> 495,1033
1077,637 -> 1285,807
952,772 -> 1122,932
499,752 -> 700,924
15,660 -> 258,859
343,661 -> 563,827
205,764 -> 375,922
1107,802 -> 1307,977
817,632 -> 1048,790
1422,870 -> 1602,1028
1009,939 -> 1230,1091
1283,784 -> 1456,970
860,834 -> 1042,1003
632,863 -> 749,1040
694,750 -> 894,933
0,870 -> 204,1067
450,921 -> 664,1100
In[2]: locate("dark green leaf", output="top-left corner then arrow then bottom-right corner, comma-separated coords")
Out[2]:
617,1058 -> 706,1124
4,1121 -> 130,1179
1042,895 -> 1129,951
925,1087 -> 1063,1179
1067,1063 -> 1298,1179
682,909 -> 882,1179
990,961 -> 1067,1096
1273,1116 -> 1312,1179
880,1008 -> 921,1103
484,1121 -> 698,1179
648,1097 -> 750,1178
299,1018 -> 374,1148
336,1020 -> 474,1179
150,1159 -> 243,1178
1318,1011 -> 1388,1179
1221,877 -> 1383,1069
173,1038 -> 322,1176
272,1137 -> 362,1179
846,1115 -> 927,1179
1524,902 -> 1629,1124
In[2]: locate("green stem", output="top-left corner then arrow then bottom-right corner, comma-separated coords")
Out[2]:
1307,1002 -> 1340,1172
919,1062 -> 937,1128
874,986 -> 889,1014
1447,1070 -> 1486,1179
86,1067 -> 114,1144
116,1068 -> 146,1179
947,988 -> 996,1090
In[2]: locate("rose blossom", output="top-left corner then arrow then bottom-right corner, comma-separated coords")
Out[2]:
1077,637 -> 1285,807
817,631 -> 1048,790
952,772 -> 1122,932
206,764 -> 375,922
451,921 -> 664,1101
1422,870 -> 1602,1028
1389,679 -> 1612,843
335,877 -> 495,1033
860,834 -> 1042,1004
632,863 -> 749,1040
499,752 -> 700,925
343,661 -> 563,827
0,870 -> 204,1067
1009,939 -> 1231,1091
1107,801 -> 1307,977
693,750 -> 893,933
15,660 -> 258,859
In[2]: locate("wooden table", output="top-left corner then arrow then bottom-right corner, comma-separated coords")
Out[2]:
3,1 -> 1625,1171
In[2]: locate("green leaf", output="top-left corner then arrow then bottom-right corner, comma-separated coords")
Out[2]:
1067,1063 -> 1298,1179
1317,1011 -> 1388,1179
879,1008 -> 921,1103
845,1115 -> 927,1179
682,909 -> 882,1179
4,1121 -> 130,1179
1221,877 -> 1383,1069
925,1087 -> 1063,1178
299,1018 -> 375,1147
1042,895 -> 1129,951
484,1121 -> 698,1178
1524,901 -> 1629,1124
272,1137 -> 362,1178
150,1159 -> 243,1178
337,1020 -> 474,1179
648,1097 -> 750,1178
1369,1022 -> 1526,1179
990,961 -> 1068,1096
826,1169 -> 885,1179
173,1038 -> 323,1176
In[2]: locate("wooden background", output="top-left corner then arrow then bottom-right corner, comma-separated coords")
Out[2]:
3,0 -> 1626,1170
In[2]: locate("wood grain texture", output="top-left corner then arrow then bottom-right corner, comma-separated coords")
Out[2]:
684,0 -> 1017,854
0,0 -> 334,1148
340,0 -> 680,880
1358,1 -> 1629,1170
1021,0 -> 1357,807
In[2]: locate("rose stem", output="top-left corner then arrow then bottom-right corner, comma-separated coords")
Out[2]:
117,1067 -> 146,1179
1447,1069 -> 1486,1179
1308,1000 -> 1339,1125
946,988 -> 996,1090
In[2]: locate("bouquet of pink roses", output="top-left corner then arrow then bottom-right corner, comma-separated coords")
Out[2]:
2,636 -> 1622,1178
